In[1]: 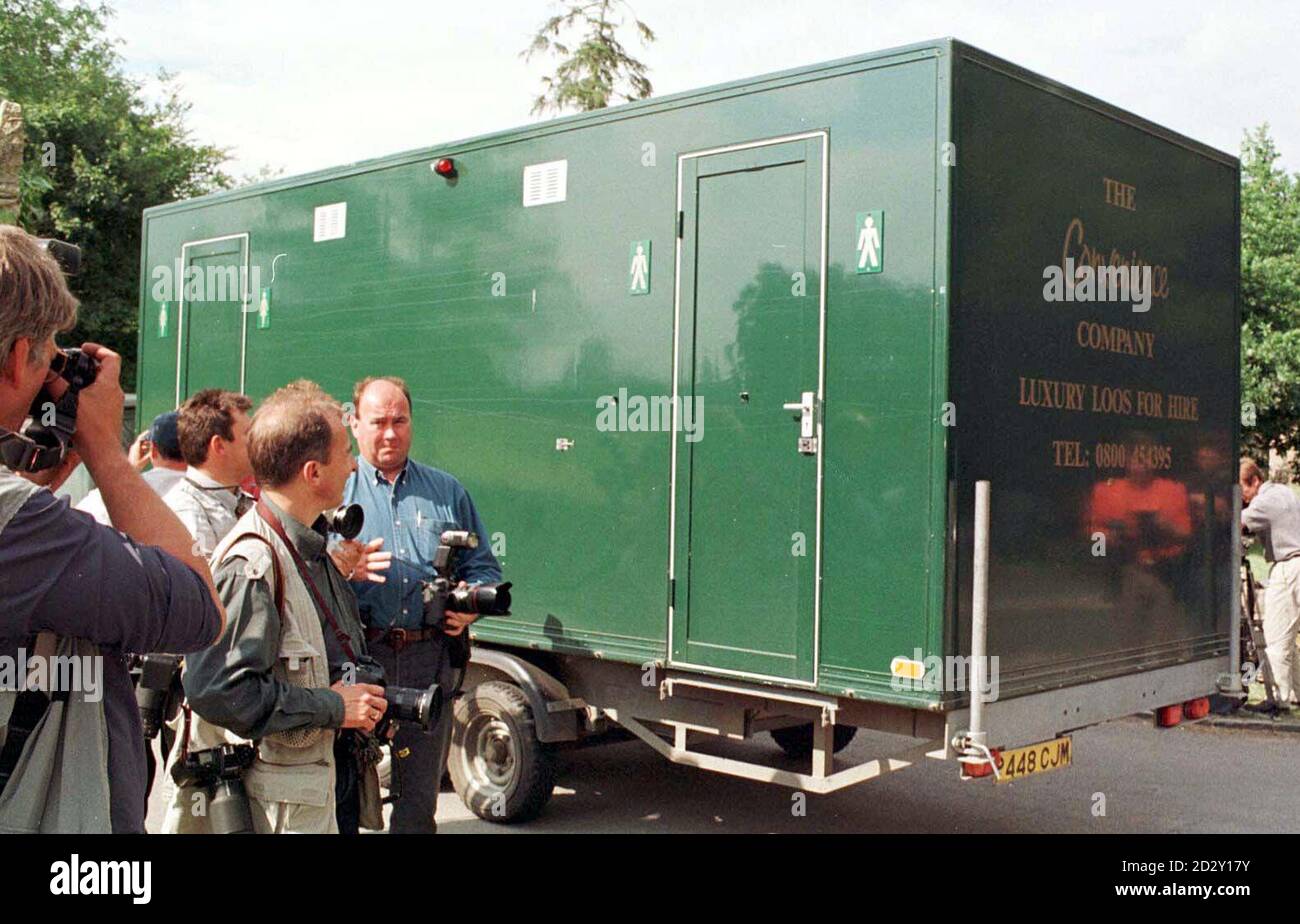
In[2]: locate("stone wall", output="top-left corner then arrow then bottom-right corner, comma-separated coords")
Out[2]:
0,100 -> 24,223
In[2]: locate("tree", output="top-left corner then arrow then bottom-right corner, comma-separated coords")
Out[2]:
0,0 -> 231,388
523,1 -> 655,116
1239,125 -> 1300,470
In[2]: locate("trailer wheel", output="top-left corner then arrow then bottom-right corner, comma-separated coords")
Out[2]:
769,723 -> 857,758
449,680 -> 556,823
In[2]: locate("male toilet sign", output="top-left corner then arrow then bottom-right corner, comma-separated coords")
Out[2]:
856,210 -> 884,274
629,240 -> 651,295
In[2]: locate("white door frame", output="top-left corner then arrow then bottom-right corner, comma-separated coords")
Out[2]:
666,130 -> 830,688
173,232 -> 251,407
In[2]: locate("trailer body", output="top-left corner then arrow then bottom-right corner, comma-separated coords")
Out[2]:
137,40 -> 1239,801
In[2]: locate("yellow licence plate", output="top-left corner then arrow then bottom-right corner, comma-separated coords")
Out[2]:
995,736 -> 1072,783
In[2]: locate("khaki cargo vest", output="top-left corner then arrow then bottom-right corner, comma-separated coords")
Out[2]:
0,467 -> 112,833
163,505 -> 338,834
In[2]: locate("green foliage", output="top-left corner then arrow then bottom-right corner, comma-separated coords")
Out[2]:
523,1 -> 655,116
1240,125 -> 1300,468
0,0 -> 231,387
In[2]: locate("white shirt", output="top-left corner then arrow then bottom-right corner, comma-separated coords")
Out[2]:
161,467 -> 247,558
74,466 -> 186,527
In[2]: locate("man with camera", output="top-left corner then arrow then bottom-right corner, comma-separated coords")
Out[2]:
170,380 -> 389,833
344,375 -> 502,833
1240,457 -> 1300,710
76,410 -> 188,525
0,225 -> 224,833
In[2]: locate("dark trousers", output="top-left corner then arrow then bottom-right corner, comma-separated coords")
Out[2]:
369,635 -> 456,834
334,732 -> 361,835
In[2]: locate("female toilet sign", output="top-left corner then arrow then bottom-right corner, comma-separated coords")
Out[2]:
856,211 -> 884,274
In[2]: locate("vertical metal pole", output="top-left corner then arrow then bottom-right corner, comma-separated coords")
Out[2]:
970,480 -> 991,746
1227,483 -> 1243,693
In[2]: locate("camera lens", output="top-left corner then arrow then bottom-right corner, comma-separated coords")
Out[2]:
386,683 -> 442,732
447,581 -> 512,616
49,348 -> 98,391
324,503 -> 365,540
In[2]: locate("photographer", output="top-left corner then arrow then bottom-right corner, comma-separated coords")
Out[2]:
0,225 -> 224,833
76,410 -> 187,525
1240,457 -> 1300,709
344,375 -> 502,834
170,380 -> 388,834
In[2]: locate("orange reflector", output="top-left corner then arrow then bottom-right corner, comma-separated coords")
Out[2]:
890,657 -> 925,680
1156,704 -> 1183,727
961,748 -> 1001,779
1183,697 -> 1210,719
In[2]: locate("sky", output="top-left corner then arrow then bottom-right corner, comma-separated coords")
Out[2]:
109,0 -> 1299,178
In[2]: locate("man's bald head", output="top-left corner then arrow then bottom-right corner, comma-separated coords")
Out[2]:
351,375 -> 413,478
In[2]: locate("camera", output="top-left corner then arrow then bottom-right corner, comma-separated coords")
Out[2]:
420,530 -> 512,622
131,652 -> 182,739
352,659 -> 442,736
37,238 -> 81,276
0,346 -> 99,473
170,743 -> 256,834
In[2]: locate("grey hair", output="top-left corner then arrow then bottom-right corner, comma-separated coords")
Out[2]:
0,225 -> 79,368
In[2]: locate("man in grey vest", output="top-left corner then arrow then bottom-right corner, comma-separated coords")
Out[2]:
172,380 -> 388,833
0,224 -> 224,833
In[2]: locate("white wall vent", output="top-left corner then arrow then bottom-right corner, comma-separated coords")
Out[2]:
522,160 -> 568,207
313,202 -> 347,242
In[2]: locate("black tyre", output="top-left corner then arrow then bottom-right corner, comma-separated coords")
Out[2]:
449,680 -> 556,823
769,723 -> 857,758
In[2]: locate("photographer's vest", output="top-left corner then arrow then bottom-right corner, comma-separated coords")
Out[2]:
0,468 -> 112,833
163,505 -> 337,834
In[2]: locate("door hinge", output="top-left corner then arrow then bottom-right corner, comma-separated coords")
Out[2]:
676,210 -> 684,239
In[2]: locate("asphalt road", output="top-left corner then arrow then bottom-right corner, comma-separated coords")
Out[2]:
146,715 -> 1299,833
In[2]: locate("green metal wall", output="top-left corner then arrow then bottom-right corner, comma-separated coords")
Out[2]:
138,42 -> 949,706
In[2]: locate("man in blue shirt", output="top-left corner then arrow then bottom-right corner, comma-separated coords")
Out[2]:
343,375 -> 501,833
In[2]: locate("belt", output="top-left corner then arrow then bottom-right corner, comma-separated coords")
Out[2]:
366,626 -> 440,652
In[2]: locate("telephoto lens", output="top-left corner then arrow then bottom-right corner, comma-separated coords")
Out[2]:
447,581 -> 513,616
385,682 -> 443,733
323,503 -> 364,540
208,779 -> 254,835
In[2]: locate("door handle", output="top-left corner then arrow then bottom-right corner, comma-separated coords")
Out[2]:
783,391 -> 818,454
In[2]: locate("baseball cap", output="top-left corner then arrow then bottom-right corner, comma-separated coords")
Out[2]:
149,411 -> 183,462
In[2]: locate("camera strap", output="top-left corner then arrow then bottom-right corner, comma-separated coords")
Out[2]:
257,500 -> 358,663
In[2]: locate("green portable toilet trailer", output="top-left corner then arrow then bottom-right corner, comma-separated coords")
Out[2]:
138,39 -> 1240,820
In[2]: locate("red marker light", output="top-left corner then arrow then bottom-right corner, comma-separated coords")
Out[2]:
433,158 -> 457,178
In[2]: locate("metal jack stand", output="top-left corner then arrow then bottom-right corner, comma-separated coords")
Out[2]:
1240,551 -> 1281,712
